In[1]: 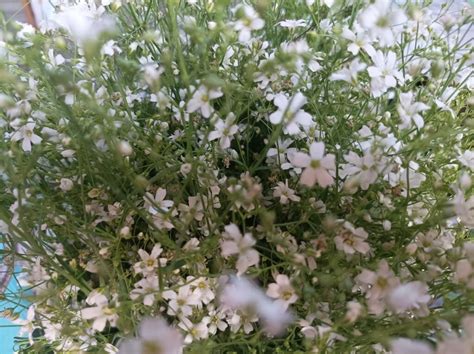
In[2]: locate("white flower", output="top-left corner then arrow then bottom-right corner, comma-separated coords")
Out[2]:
118,317 -> 183,354
101,40 -> 122,56
407,202 -> 429,225
269,92 -> 312,135
358,0 -> 407,47
273,180 -> 301,204
366,48 -> 404,97
458,150 -> 474,170
335,221 -> 370,256
144,188 -> 173,215
390,338 -> 433,354
52,5 -> 115,44
453,190 -> 474,227
80,293 -> 118,332
202,307 -> 227,335
219,276 -> 293,336
435,87 -> 459,117
187,85 -> 223,118
388,281 -> 431,313
278,19 -> 307,29
266,138 -> 298,170
178,317 -> 209,344
208,113 -> 238,149
342,27 -> 371,55
133,244 -> 163,276
59,178 -> 74,192
355,260 -> 399,314
234,5 -> 265,43
229,310 -> 258,334
322,0 -> 334,7
290,142 -> 336,187
10,122 -> 42,152
266,274 -> 298,309
130,275 -> 160,306
397,92 -> 429,129
340,150 -> 379,191
220,224 -> 259,275
345,301 -> 363,323
190,277 -> 215,305
162,285 -> 200,317
330,59 -> 367,84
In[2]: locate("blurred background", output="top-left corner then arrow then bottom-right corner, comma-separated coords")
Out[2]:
0,0 -> 27,22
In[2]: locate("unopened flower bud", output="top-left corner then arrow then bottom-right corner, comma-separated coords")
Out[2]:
59,178 -> 74,192
383,220 -> 392,231
119,226 -> 130,238
118,140 -> 133,156
406,243 -> 417,255
180,163 -> 192,175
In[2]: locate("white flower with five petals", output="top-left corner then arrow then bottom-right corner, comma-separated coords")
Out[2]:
290,142 -> 336,187
269,92 -> 312,135
220,224 -> 259,275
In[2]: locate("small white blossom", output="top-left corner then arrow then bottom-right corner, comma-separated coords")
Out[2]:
290,142 -> 336,187
133,244 -> 163,276
269,92 -> 312,135
273,180 -> 301,204
208,113 -> 238,149
266,274 -> 298,309
278,19 -> 307,29
10,122 -> 42,152
187,85 -> 223,118
162,285 -> 200,317
234,5 -> 265,43
220,224 -> 259,275
397,92 -> 429,129
366,48 -> 404,97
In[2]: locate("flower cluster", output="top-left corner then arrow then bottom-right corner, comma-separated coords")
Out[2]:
0,0 -> 473,353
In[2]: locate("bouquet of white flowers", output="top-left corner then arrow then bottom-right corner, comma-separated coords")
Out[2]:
0,0 -> 473,353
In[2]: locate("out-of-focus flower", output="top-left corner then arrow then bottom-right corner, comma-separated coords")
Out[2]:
358,0 -> 407,47
220,224 -> 259,275
330,59 -> 367,84
390,338 -> 434,354
269,92 -> 312,135
219,275 -> 293,336
388,281 -> 431,313
458,150 -> 474,170
234,5 -> 264,43
278,19 -> 307,28
335,221 -> 370,256
52,5 -> 115,44
118,317 -> 183,354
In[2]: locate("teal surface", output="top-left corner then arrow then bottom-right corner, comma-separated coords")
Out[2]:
1,243 -> 23,354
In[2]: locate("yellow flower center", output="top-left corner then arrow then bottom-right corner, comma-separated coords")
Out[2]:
143,340 -> 163,354
310,160 -> 321,169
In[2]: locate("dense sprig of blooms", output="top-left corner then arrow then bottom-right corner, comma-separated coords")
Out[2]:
0,0 -> 473,353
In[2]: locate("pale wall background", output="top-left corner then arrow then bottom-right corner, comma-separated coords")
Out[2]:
0,0 -> 26,22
